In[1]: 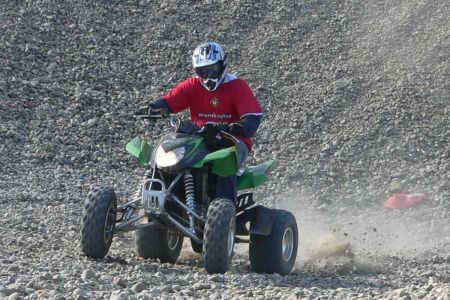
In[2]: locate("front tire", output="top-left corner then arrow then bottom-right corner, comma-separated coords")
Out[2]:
80,187 -> 117,259
249,209 -> 298,275
134,224 -> 183,264
203,198 -> 236,274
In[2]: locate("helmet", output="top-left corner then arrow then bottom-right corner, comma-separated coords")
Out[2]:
192,41 -> 228,91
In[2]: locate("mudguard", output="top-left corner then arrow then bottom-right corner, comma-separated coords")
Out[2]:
193,146 -> 238,177
126,137 -> 153,166
237,160 -> 278,190
236,197 -> 274,237
250,206 -> 274,236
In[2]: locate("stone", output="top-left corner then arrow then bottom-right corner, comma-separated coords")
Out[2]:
113,277 -> 128,288
7,293 -> 20,300
131,282 -> 147,293
81,270 -> 96,281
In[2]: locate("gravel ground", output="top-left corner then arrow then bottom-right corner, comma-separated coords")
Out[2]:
1,0 -> 449,299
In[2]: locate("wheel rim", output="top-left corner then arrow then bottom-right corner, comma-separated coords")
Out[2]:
103,205 -> 116,243
227,219 -> 235,257
167,231 -> 180,251
282,227 -> 294,262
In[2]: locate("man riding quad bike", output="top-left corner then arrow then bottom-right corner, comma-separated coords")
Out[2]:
80,42 -> 298,274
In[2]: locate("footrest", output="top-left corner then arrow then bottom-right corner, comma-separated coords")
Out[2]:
236,193 -> 255,214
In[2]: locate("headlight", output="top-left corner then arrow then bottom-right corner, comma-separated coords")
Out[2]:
155,145 -> 185,167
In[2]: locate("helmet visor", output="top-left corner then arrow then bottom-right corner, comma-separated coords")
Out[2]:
195,63 -> 222,79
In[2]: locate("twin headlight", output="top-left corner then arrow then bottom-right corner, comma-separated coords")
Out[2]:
155,145 -> 185,167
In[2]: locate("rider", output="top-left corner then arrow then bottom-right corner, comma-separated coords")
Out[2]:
136,41 -> 262,205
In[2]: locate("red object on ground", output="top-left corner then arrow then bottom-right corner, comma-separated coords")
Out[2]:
384,193 -> 426,209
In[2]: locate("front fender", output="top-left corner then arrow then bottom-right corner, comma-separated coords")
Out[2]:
193,146 -> 238,177
126,137 -> 154,166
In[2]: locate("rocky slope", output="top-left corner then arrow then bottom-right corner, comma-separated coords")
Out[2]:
1,0 -> 449,299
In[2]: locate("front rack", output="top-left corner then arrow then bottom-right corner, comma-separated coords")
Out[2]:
142,179 -> 166,214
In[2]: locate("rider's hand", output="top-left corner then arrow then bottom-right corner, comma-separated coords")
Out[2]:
157,107 -> 170,118
178,120 -> 201,134
215,122 -> 229,133
134,106 -> 170,118
201,122 -> 229,133
135,106 -> 150,117
228,122 -> 244,135
204,123 -> 225,150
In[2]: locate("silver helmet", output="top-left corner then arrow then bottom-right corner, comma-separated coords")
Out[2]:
192,41 -> 228,91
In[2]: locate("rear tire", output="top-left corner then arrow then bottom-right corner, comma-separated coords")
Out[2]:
80,187 -> 117,259
249,209 -> 298,275
134,224 -> 183,264
203,198 -> 236,274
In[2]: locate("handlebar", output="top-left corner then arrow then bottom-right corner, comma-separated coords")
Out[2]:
134,108 -> 169,120
135,109 -> 224,136
134,110 -> 186,133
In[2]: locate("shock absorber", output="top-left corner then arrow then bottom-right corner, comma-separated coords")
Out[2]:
184,171 -> 196,233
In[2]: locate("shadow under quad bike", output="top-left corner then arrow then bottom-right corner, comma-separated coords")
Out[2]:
80,113 -> 298,275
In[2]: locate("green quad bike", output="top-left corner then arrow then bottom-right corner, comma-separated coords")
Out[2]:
80,113 -> 298,275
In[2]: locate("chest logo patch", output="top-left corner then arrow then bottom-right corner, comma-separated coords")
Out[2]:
210,97 -> 220,108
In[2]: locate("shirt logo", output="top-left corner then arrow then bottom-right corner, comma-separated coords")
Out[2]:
210,97 -> 220,108
198,113 -> 232,119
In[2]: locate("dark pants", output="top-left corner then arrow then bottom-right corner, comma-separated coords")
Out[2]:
214,134 -> 248,206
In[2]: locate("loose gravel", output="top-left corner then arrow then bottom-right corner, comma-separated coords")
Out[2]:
1,0 -> 449,299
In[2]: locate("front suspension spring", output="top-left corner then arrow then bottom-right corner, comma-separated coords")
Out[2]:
184,172 -> 196,232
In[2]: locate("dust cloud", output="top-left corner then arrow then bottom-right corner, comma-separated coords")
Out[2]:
178,189 -> 449,274
280,190 -> 450,274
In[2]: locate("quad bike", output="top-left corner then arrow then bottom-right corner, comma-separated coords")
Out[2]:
80,112 -> 298,275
